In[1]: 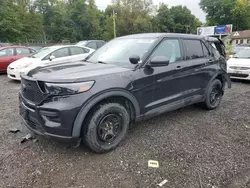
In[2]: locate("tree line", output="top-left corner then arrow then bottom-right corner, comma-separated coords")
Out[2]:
0,0 -> 250,43
200,0 -> 250,31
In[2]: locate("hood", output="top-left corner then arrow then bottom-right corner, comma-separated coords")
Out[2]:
26,61 -> 132,83
227,58 -> 250,67
9,57 -> 40,68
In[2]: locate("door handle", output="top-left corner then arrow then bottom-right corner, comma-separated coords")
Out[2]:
205,59 -> 213,65
175,65 -> 183,70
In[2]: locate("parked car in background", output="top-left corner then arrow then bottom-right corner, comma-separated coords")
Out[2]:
0,46 -> 36,72
231,45 -> 250,55
29,46 -> 44,51
0,43 -> 10,47
7,45 -> 94,80
227,47 -> 250,80
76,40 -> 106,50
19,33 -> 231,153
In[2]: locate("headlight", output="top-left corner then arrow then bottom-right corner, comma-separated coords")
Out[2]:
16,62 -> 32,69
44,81 -> 95,95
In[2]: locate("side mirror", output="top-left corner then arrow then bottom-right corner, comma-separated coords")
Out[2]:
149,56 -> 169,67
129,55 -> 140,65
49,55 -> 55,61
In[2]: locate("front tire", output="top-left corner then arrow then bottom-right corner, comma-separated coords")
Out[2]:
203,79 -> 223,110
83,103 -> 130,153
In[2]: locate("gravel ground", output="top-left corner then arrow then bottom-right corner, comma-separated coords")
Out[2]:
1,74 -> 250,188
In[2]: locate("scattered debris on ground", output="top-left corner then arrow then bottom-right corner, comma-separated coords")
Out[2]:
20,133 -> 35,143
158,179 -> 168,187
148,160 -> 159,168
8,128 -> 20,133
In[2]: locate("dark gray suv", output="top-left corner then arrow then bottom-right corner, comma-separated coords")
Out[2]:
19,33 -> 231,153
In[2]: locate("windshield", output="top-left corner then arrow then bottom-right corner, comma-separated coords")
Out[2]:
76,41 -> 87,46
31,47 -> 56,58
233,46 -> 245,54
234,48 -> 250,59
86,38 -> 157,68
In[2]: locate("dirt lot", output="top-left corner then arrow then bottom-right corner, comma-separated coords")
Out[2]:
1,74 -> 250,188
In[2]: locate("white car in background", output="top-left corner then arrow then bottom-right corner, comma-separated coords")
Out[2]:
227,47 -> 250,80
7,45 -> 95,80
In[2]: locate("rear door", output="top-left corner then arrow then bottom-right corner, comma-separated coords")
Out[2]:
0,48 -> 15,72
181,39 -> 213,95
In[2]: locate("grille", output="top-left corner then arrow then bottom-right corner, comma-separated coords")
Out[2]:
21,78 -> 44,104
229,73 -> 249,78
229,66 -> 250,70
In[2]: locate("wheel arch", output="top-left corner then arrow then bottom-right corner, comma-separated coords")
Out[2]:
205,71 -> 231,96
72,89 -> 140,137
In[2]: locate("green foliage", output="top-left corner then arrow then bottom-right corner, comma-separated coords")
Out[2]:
200,0 -> 250,31
153,4 -> 202,34
0,0 -> 203,43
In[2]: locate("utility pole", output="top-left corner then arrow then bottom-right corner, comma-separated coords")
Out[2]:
185,25 -> 190,34
113,9 -> 116,38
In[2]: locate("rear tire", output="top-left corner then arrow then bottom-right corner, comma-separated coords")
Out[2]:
83,103 -> 130,153
202,79 -> 223,110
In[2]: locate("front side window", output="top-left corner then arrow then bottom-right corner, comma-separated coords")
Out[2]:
0,48 -> 14,57
184,40 -> 204,60
16,47 -> 31,55
151,39 -> 181,63
51,48 -> 69,58
86,38 -> 157,68
70,47 -> 86,55
32,47 -> 57,59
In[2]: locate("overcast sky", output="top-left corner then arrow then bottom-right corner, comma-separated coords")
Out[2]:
95,0 -> 206,22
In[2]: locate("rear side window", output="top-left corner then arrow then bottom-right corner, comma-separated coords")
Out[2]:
51,48 -> 69,58
87,42 -> 97,49
97,42 -> 105,49
201,42 -> 210,57
16,47 -> 31,55
183,40 -> 204,60
70,47 -> 86,55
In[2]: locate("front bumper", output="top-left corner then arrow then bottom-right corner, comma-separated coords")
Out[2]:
19,93 -> 83,141
227,68 -> 250,80
7,68 -> 21,80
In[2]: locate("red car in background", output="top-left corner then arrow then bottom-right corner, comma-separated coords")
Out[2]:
0,46 -> 36,72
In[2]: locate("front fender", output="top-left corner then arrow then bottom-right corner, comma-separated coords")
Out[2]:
72,89 -> 140,137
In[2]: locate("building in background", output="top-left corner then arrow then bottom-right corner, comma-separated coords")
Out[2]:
227,30 -> 250,45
